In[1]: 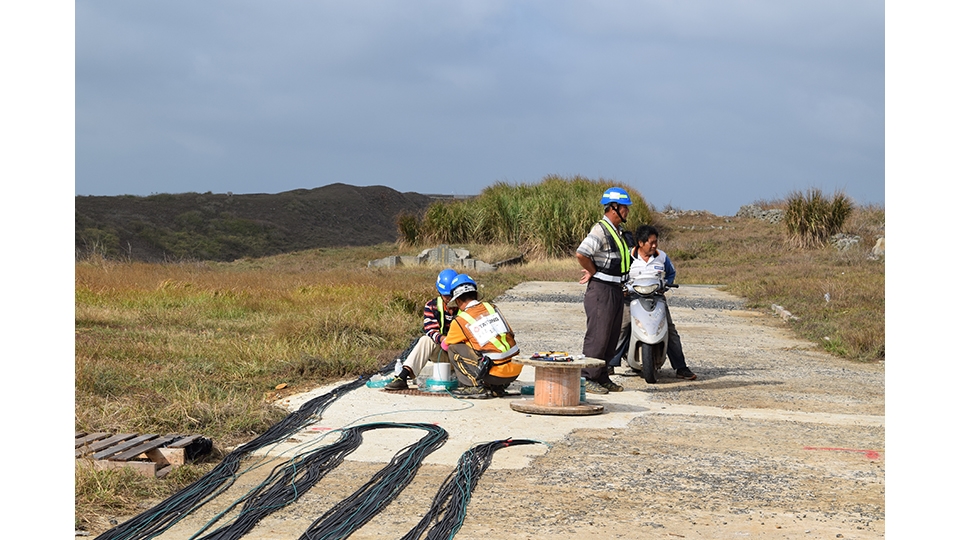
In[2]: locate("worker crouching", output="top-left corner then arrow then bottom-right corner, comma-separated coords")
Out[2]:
444,274 -> 522,399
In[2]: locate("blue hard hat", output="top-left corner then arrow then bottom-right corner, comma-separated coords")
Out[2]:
600,187 -> 632,206
435,268 -> 458,296
448,273 -> 478,302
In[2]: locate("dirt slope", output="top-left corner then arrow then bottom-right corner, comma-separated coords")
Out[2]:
75,183 -> 435,261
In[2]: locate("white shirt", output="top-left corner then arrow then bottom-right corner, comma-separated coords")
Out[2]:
629,249 -> 668,282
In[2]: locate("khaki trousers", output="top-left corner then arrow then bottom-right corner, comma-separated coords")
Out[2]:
402,335 -> 449,377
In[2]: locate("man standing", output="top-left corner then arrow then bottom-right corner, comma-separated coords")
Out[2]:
385,268 -> 459,390
575,187 -> 633,394
628,224 -> 697,380
444,273 -> 522,399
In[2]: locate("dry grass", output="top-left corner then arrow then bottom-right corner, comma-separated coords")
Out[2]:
75,461 -> 213,531
661,208 -> 883,360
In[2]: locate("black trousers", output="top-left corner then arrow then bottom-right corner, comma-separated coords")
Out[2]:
581,278 -> 623,383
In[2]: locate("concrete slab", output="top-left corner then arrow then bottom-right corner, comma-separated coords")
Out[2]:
257,366 -> 652,470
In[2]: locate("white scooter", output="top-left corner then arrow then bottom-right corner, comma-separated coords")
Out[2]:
624,275 -> 678,383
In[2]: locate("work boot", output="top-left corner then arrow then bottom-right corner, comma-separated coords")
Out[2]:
600,381 -> 623,392
583,379 -> 609,394
384,376 -> 408,390
452,385 -> 491,399
385,366 -> 413,390
675,367 -> 697,380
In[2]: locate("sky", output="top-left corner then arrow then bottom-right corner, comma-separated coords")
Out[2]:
73,0 -> 884,216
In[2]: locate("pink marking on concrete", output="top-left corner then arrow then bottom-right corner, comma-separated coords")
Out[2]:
803,446 -> 882,460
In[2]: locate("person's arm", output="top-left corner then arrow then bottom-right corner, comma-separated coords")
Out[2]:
575,226 -> 601,284
422,300 -> 445,344
663,253 -> 676,285
576,252 -> 597,284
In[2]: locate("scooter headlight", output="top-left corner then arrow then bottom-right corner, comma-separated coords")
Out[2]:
632,278 -> 660,295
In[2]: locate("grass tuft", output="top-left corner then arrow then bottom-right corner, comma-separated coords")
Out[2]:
783,188 -> 854,248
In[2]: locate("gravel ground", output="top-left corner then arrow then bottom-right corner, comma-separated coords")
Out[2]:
147,281 -> 884,540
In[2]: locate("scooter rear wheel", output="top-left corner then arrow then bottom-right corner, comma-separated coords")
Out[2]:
641,342 -> 658,384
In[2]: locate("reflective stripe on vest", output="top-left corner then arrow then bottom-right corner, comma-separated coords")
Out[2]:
598,219 -> 630,276
457,302 -> 513,356
436,296 -> 446,336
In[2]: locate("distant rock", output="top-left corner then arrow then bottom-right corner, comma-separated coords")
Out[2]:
736,204 -> 784,224
368,244 -> 498,272
829,233 -> 862,251
868,236 -> 885,260
659,209 -> 715,220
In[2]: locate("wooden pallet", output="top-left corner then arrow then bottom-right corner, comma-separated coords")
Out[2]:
75,432 -> 212,478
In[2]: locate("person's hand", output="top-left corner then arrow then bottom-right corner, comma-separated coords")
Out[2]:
579,269 -> 591,285
440,338 -> 449,351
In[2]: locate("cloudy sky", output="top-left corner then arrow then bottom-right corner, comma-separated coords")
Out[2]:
74,0 -> 884,216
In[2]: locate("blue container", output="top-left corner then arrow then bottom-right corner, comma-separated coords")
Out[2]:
423,378 -> 458,393
366,377 -> 389,389
580,377 -> 586,402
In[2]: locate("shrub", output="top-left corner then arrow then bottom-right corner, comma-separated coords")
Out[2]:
401,175 -> 653,257
784,188 -> 854,248
395,212 -> 420,246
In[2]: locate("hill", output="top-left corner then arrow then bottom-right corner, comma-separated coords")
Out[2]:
75,184 -> 437,262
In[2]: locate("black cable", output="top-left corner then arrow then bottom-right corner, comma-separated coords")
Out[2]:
195,422 -> 445,540
299,422 -> 449,540
95,377 -> 369,540
401,438 -> 543,540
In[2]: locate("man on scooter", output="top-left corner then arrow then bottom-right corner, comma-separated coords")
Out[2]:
628,224 -> 697,380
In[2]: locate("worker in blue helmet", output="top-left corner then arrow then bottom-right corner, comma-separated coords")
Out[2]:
575,186 -> 635,394
444,273 -> 522,399
385,268 -> 460,390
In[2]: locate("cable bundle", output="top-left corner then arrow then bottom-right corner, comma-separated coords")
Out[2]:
96,377 -> 369,540
195,422 -> 443,540
401,438 -> 542,540
193,428 -> 361,540
299,422 -> 449,540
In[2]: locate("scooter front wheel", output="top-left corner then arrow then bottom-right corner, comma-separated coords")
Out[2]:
641,342 -> 658,384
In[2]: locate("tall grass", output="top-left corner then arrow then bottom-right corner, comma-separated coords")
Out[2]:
397,175 -> 653,257
783,188 -> 854,248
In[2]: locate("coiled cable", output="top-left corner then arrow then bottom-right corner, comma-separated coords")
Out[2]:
299,422 -> 448,540
95,377 -> 369,540
400,438 -> 542,540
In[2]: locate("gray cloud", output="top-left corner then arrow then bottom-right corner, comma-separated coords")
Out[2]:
76,0 -> 883,215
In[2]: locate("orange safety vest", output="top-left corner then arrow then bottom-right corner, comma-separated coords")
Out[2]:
453,302 -> 522,379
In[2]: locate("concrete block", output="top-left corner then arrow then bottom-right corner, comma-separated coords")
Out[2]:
367,256 -> 400,268
473,260 -> 497,272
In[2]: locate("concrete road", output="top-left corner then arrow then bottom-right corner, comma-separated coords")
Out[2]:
159,281 -> 884,540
